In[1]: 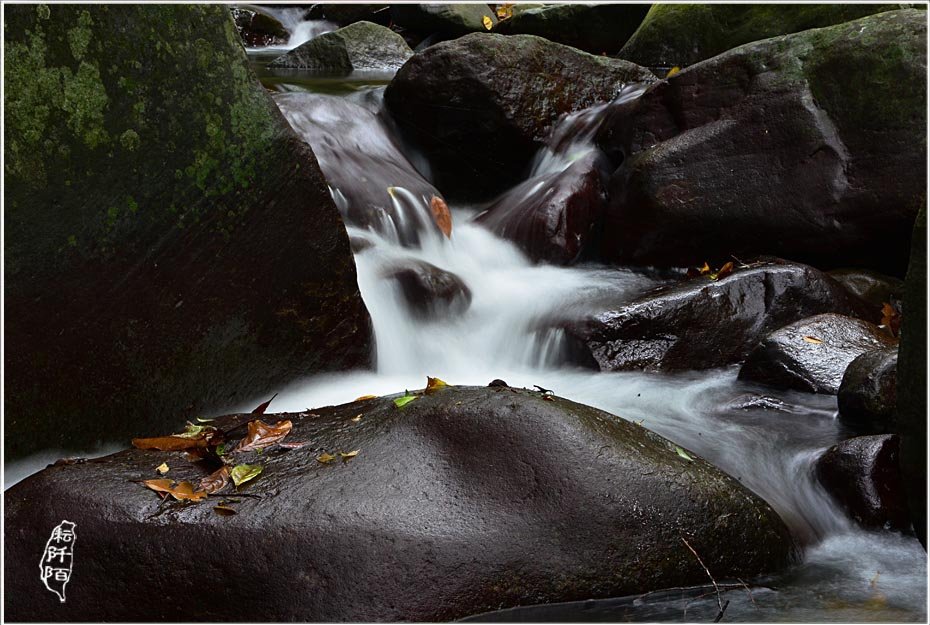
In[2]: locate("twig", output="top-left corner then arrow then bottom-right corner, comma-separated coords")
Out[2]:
736,577 -> 756,606
681,535 -> 726,622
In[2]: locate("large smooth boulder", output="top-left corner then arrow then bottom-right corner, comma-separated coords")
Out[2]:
4,5 -> 371,459
898,206 -> 927,547
815,434 -> 909,530
230,6 -> 289,47
739,314 -> 896,394
474,149 -> 611,265
828,268 -> 904,309
494,4 -> 650,54
268,21 -> 413,73
382,259 -> 472,319
619,4 -> 912,68
598,10 -> 927,274
838,347 -> 898,434
5,385 -> 796,621
391,4 -> 498,38
563,260 -> 873,372
385,33 -> 656,199
321,3 -> 391,26
274,91 -> 445,247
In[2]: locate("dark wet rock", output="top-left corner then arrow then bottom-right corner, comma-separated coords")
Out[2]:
5,386 -> 796,621
598,10 -> 927,274
4,5 -> 371,460
619,4 -> 913,68
739,314 -> 897,394
815,434 -> 909,530
383,260 -> 472,319
231,6 -> 289,47
828,269 -> 905,309
385,33 -> 656,199
474,149 -> 611,265
563,261 -> 873,373
268,21 -> 413,73
391,3 -> 498,38
494,4 -> 650,54
898,206 -> 927,548
488,378 -> 509,387
274,91 -> 444,247
838,347 -> 898,434
321,3 -> 391,26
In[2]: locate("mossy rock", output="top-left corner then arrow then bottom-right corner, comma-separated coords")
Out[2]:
619,3 -> 916,67
4,5 -> 371,459
494,3 -> 650,54
268,21 -> 412,74
230,6 -> 288,47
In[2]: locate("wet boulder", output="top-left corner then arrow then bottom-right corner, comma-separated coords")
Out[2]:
4,5 -> 371,460
739,314 -> 897,394
230,6 -> 289,47
599,10 -> 927,274
383,260 -> 472,319
474,149 -> 611,265
5,386 -> 796,621
815,434 -> 909,530
619,4 -> 912,68
274,91 -> 445,247
827,269 -> 904,310
391,4 -> 498,38
493,4 -> 650,54
838,347 -> 898,434
385,33 -> 656,199
321,3 -> 391,26
268,21 -> 413,73
564,260 -> 873,372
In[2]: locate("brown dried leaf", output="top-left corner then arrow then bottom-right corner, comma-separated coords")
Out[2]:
234,419 -> 293,452
430,196 -> 453,238
425,376 -> 448,394
803,336 -> 824,344
699,261 -> 712,275
355,394 -> 378,401
251,392 -> 279,415
199,466 -> 230,495
143,479 -> 207,502
715,261 -> 734,280
132,436 -> 209,451
881,302 -> 901,337
317,452 -> 337,464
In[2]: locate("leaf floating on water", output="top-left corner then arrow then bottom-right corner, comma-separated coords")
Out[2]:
340,450 -> 360,462
430,196 -> 453,238
666,66 -> 681,78
234,419 -> 293,452
156,462 -> 169,475
251,392 -> 278,415
394,395 -> 418,408
143,479 -> 207,502
355,394 -> 378,402
230,464 -> 263,487
425,376 -> 448,394
132,436 -> 209,451
213,505 -> 237,516
317,452 -> 337,464
803,336 -> 824,344
675,446 -> 694,462
482,14 -> 493,30
199,465 -> 230,495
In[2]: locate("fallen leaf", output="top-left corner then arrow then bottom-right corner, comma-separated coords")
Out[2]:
881,302 -> 901,337
482,14 -> 493,30
176,424 -> 208,439
425,376 -> 448,394
132,436 -> 209,451
430,196 -> 452,238
195,417 -> 215,423
699,261 -> 711,275
317,452 -> 337,464
350,414 -> 362,423
496,3 -> 513,20
355,394 -> 378,401
199,466 -> 230,495
803,336 -> 824,344
213,505 -> 237,516
278,441 -> 308,449
234,419 -> 293,452
715,261 -> 734,280
394,395 -> 418,408
675,446 -> 694,462
340,450 -> 360,462
143,479 -> 207,502
251,392 -> 278,415
230,464 -> 263,487
666,66 -> 681,78
156,462 -> 169,475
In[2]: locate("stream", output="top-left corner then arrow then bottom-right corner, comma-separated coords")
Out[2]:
6,20 -> 927,623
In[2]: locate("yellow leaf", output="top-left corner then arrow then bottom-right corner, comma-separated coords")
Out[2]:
230,464 -> 263,487
340,450 -> 360,462
355,394 -> 377,401
666,66 -> 681,78
482,15 -> 493,30
803,336 -> 824,344
699,261 -> 711,275
156,462 -> 169,475
350,414 -> 362,423
317,452 -> 337,464
425,376 -> 448,394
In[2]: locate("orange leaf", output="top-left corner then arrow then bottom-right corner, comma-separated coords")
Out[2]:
716,261 -> 734,280
430,196 -> 452,238
881,302 -> 901,337
132,436 -> 209,451
199,466 -> 230,495
803,336 -> 824,344
425,376 -> 448,394
143,479 -> 207,502
355,394 -> 377,401
234,419 -> 293,452
251,392 -> 278,414
699,261 -> 711,275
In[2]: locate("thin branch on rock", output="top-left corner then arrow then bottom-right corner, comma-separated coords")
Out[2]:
681,535 -> 728,622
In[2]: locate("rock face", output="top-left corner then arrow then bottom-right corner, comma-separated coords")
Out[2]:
564,261 -> 873,372
815,435 -> 909,530
274,91 -> 445,247
5,386 -> 796,622
385,33 -> 656,199
619,4 -> 912,67
598,10 -> 927,274
739,314 -> 896,394
838,347 -> 898,434
230,6 -> 289,47
391,3 -> 498,38
828,269 -> 904,309
474,149 -> 611,265
4,5 -> 372,460
897,206 -> 927,547
383,260 -> 472,319
494,4 -> 650,54
268,21 -> 413,73
321,3 -> 391,26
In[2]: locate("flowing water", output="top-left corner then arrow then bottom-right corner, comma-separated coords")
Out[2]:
6,21 -> 927,622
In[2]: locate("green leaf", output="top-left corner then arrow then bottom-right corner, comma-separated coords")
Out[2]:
394,395 -> 418,408
176,424 -> 205,439
216,443 -> 226,456
230,464 -> 263,486
675,446 -> 694,462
